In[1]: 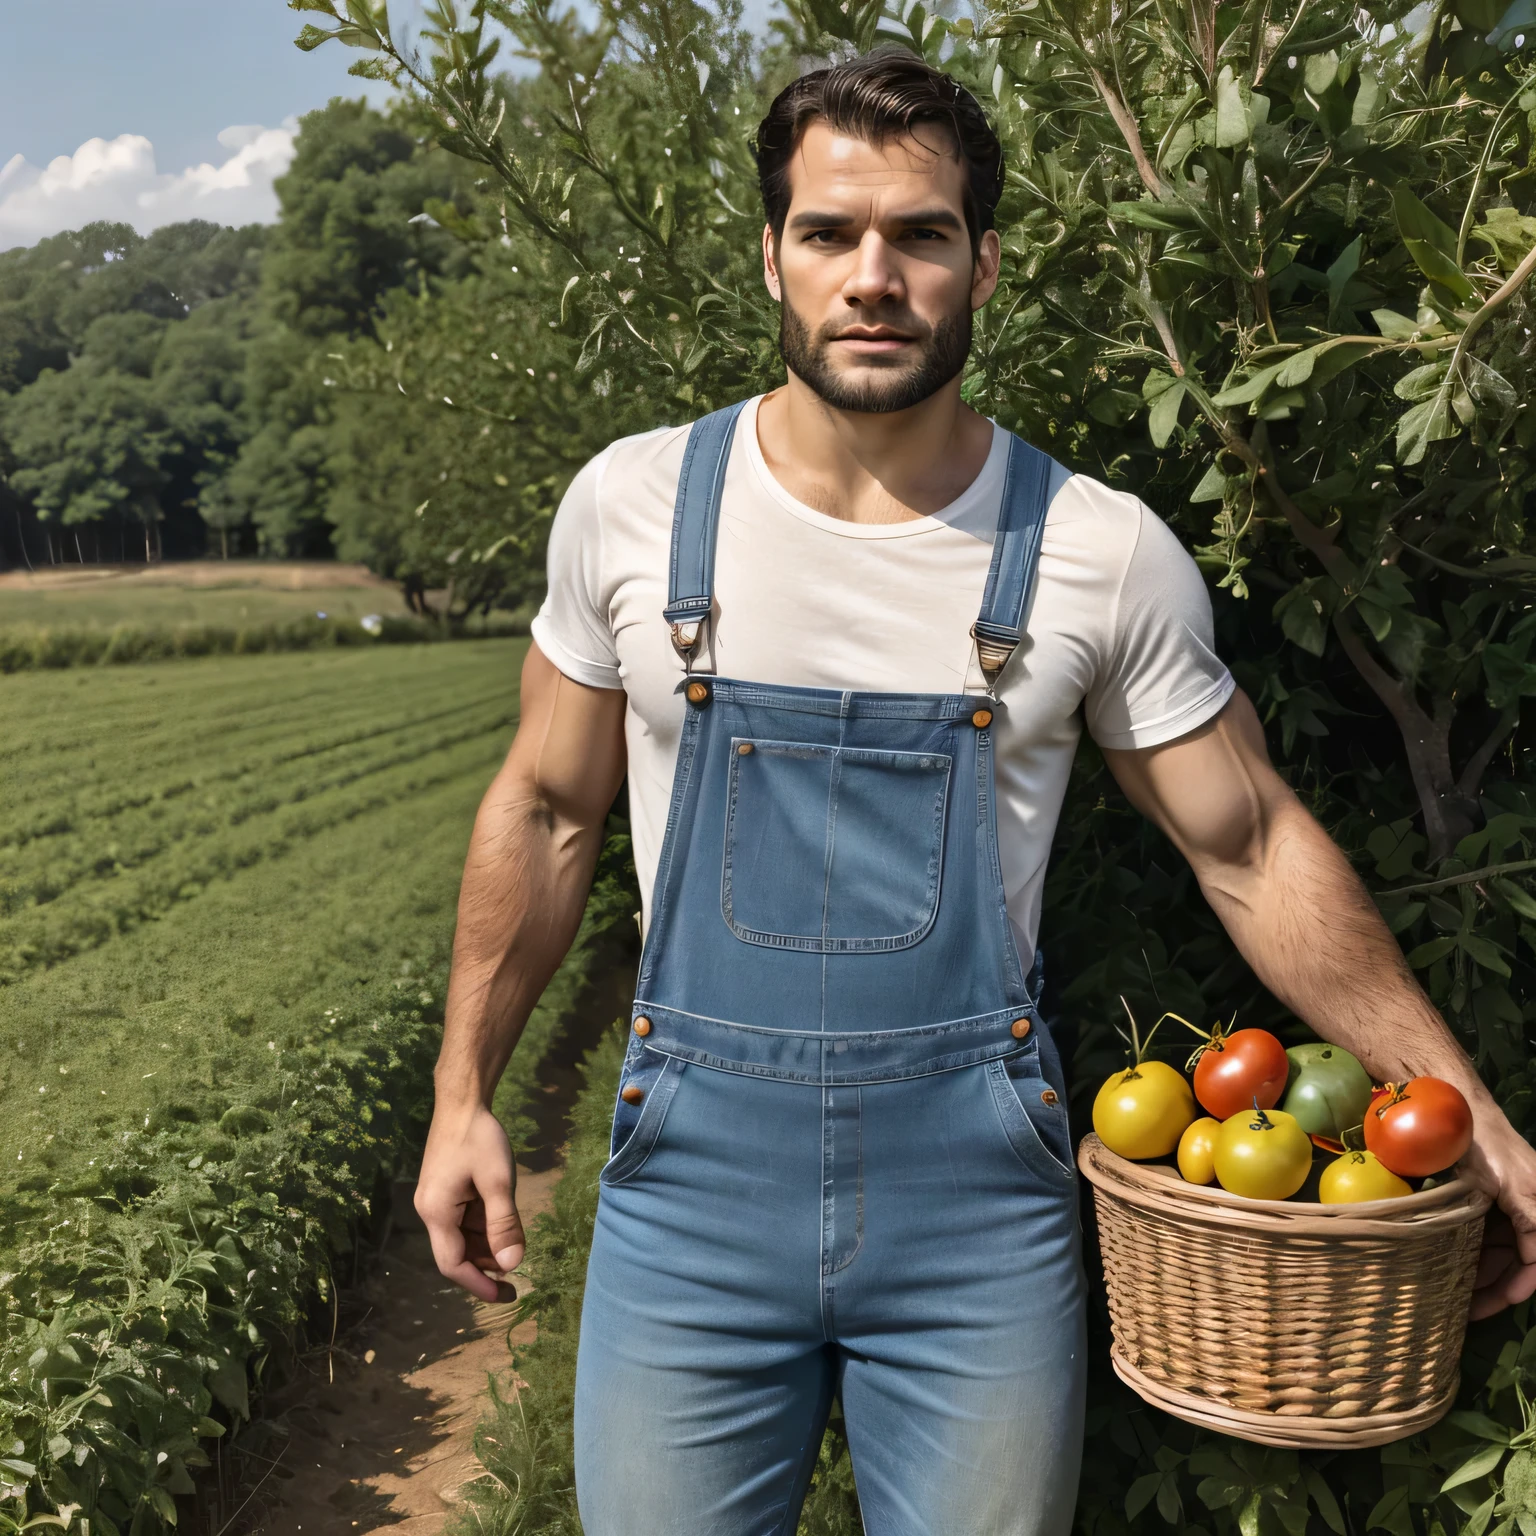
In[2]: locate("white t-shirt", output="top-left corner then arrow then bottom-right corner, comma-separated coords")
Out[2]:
532,395 -> 1234,960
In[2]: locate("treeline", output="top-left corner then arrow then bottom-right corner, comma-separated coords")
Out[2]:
0,95 -> 604,622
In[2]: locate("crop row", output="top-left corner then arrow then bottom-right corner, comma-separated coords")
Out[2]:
1,645 -> 515,838
0,728 -> 508,984
0,688 -> 513,917
0,612 -> 448,675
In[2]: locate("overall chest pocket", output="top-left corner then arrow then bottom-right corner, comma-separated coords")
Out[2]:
722,738 -> 952,952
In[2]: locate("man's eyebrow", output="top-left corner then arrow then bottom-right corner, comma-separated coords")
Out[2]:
786,207 -> 963,231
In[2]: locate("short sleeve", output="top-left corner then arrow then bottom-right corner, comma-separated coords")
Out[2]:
1084,503 -> 1235,750
530,445 -> 624,690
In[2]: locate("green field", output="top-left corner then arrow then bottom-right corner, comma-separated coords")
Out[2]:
0,567 -> 412,631
2,642 -> 522,1185
0,640 -> 535,1530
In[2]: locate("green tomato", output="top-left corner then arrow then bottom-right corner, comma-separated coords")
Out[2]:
1282,1043 -> 1374,1141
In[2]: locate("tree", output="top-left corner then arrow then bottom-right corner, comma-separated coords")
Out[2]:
295,2 -> 1536,1530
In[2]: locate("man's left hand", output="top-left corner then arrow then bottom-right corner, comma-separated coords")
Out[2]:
1463,1117 -> 1536,1319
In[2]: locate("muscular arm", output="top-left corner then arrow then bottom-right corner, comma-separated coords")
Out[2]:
1103,690 -> 1536,1316
416,642 -> 627,1299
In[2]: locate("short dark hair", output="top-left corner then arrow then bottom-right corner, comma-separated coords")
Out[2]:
753,51 -> 1005,256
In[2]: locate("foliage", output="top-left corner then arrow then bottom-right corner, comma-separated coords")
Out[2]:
296,0 -> 1536,1534
1,637 -> 639,1530
0,612 -> 448,675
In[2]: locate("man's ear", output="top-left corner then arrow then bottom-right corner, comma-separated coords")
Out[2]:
971,227 -> 1001,311
762,222 -> 782,303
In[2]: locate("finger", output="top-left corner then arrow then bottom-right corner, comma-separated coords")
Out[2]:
416,1186 -> 503,1303
1471,1256 -> 1536,1320
477,1170 -> 527,1274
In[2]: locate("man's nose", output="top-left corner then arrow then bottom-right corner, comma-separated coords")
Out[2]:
841,230 -> 903,307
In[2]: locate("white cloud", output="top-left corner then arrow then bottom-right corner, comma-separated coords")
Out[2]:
0,121 -> 298,250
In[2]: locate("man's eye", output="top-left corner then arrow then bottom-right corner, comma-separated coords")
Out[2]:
905,228 -> 944,240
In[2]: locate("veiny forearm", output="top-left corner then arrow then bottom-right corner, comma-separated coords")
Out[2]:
1194,805 -> 1498,1118
433,776 -> 608,1109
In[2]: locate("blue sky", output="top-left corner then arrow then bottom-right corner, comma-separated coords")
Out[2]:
0,0 -> 403,248
0,0 -> 395,175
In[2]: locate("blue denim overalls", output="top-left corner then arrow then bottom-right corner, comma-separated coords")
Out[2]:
574,403 -> 1088,1536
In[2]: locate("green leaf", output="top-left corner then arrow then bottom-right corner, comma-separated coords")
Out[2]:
1395,362 -> 1449,402
1443,1444 -> 1509,1492
1304,1467 -> 1345,1534
1275,583 -> 1328,656
1450,1411 -> 1517,1443
1215,67 -> 1249,147
1494,880 -> 1536,921
293,21 -> 339,49
1462,932 -> 1513,976
1373,308 -> 1425,340
1149,380 -> 1187,447
1110,199 -> 1202,232
1367,1486 -> 1414,1536
1191,462 -> 1233,502
1406,934 -> 1458,967
1156,1473 -> 1183,1525
1213,360 -> 1286,407
1506,1449 -> 1536,1513
1484,642 -> 1536,709
1326,237 -> 1361,325
1127,1472 -> 1164,1519
1304,50 -> 1340,93
1463,1494 -> 1501,1536
1393,187 -> 1461,264
1396,393 -> 1458,465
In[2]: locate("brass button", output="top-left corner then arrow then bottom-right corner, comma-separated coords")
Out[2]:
1041,1088 -> 1059,1106
633,1016 -> 652,1037
972,708 -> 993,729
1010,1017 -> 1031,1039
620,1085 -> 644,1105
686,681 -> 710,705
738,742 -> 754,756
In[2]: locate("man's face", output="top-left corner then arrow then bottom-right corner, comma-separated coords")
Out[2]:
763,120 -> 1000,414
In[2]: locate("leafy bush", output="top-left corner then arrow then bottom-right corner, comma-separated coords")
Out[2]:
0,613 -> 456,675
296,0 -> 1536,1533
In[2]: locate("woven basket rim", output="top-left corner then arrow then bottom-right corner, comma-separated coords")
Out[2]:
1077,1133 -> 1491,1235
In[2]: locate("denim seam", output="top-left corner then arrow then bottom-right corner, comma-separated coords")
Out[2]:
985,1056 -> 1075,1184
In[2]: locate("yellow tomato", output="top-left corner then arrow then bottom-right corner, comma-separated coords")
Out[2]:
1093,1061 -> 1197,1160
1214,1106 -> 1313,1200
1319,1150 -> 1413,1204
1177,1117 -> 1221,1184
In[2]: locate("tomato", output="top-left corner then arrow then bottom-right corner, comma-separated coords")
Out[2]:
1177,1117 -> 1221,1184
1282,1043 -> 1374,1141
1319,1149 -> 1412,1204
1213,1106 -> 1313,1200
1192,1027 -> 1290,1120
1093,1061 -> 1197,1160
1363,1076 -> 1473,1177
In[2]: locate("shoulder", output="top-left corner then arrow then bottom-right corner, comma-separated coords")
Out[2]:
1042,468 -> 1147,560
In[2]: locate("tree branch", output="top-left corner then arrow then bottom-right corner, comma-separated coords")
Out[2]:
1457,705 -> 1520,802
1088,67 -> 1165,199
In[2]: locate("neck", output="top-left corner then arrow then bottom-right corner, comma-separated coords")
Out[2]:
755,372 -> 993,525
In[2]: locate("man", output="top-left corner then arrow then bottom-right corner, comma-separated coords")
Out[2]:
416,49 -> 1536,1536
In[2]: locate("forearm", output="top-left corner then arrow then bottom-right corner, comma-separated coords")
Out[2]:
1194,807 -> 1500,1121
433,775 -> 607,1110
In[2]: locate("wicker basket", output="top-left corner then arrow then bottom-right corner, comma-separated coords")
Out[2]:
1077,1133 -> 1491,1448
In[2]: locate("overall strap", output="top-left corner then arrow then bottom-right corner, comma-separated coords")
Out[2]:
664,400 -> 749,664
971,432 -> 1058,690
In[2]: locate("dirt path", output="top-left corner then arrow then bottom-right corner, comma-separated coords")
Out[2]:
239,1166 -> 561,1534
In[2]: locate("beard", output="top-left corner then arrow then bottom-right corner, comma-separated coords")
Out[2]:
777,297 -> 973,414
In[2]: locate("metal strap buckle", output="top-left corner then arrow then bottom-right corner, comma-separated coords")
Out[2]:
670,620 -> 702,662
971,623 -> 1016,693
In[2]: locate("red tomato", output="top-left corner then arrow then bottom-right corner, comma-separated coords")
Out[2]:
1363,1077 -> 1473,1177
1192,1028 -> 1289,1120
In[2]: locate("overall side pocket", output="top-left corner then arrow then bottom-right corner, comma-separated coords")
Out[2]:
985,1051 -> 1076,1185
601,1049 -> 686,1187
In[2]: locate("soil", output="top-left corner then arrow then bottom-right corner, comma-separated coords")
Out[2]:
222,1166 -> 560,1535
0,562 -> 397,592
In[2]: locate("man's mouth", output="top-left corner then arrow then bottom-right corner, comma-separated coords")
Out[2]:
830,327 -> 917,355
